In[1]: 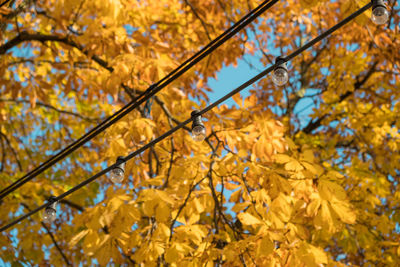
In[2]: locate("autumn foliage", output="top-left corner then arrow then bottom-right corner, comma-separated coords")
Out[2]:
0,0 -> 399,266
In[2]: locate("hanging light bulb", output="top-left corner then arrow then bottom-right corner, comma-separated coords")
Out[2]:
109,156 -> 125,183
191,110 -> 206,142
371,0 -> 389,25
272,56 -> 289,86
43,197 -> 57,223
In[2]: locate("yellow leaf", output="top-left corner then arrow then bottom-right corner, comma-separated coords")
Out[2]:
69,229 -> 89,248
109,138 -> 126,158
231,202 -> 250,213
285,137 -> 297,150
155,202 -> 171,222
157,223 -> 171,238
232,93 -> 243,107
142,199 -> 158,217
270,193 -> 292,223
192,197 -> 204,213
380,241 -> 399,246
152,242 -> 165,257
318,179 -> 347,201
83,230 -> 101,255
156,190 -> 175,205
301,149 -> 315,162
187,212 -> 200,225
256,236 -> 274,257
308,245 -> 328,264
313,200 -> 336,234
238,149 -> 248,158
238,212 -> 263,225
306,198 -> 321,217
301,161 -> 318,175
165,246 -> 180,263
188,225 -> 206,243
108,196 -> 124,212
300,0 -> 319,9
330,200 -> 356,224
96,237 -> 112,266
274,154 -> 292,164
285,159 -> 304,172
297,242 -> 328,266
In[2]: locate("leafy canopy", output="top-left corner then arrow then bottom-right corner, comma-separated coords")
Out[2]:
0,0 -> 399,266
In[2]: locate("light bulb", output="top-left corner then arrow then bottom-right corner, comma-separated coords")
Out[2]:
272,67 -> 289,86
191,110 -> 206,142
192,125 -> 206,142
272,57 -> 289,86
109,157 -> 126,183
110,167 -> 124,183
43,207 -> 56,223
371,6 -> 389,25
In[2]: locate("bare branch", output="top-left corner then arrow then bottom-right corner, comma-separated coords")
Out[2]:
169,174 -> 206,242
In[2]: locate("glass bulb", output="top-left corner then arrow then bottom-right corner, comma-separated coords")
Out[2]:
272,67 -> 289,86
371,6 -> 389,25
110,168 -> 124,183
192,125 -> 206,142
43,207 -> 56,223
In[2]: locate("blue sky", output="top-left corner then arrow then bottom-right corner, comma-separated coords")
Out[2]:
207,55 -> 261,105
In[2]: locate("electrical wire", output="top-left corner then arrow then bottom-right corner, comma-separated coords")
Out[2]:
0,0 -> 12,8
0,0 -> 279,201
0,1 -> 373,233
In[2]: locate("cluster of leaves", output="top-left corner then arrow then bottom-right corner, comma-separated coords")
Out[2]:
0,0 -> 399,266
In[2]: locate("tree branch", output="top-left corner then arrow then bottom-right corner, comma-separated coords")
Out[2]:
162,137 -> 175,189
183,0 -> 212,41
0,98 -> 100,122
153,96 -> 191,131
0,31 -> 112,71
301,61 -> 379,134
169,175 -> 207,242
7,58 -> 99,71
0,131 -> 22,171
59,199 -> 84,212
0,135 -> 5,172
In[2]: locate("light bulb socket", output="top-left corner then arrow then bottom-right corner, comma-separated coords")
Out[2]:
115,156 -> 126,172
274,56 -> 287,71
47,196 -> 58,211
372,0 -> 386,9
191,110 -> 204,129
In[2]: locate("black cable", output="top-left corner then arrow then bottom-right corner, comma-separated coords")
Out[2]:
284,1 -> 372,62
0,0 -> 12,8
0,1 -> 373,233
0,0 -> 279,201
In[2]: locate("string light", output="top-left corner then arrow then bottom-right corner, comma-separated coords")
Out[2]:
191,110 -> 206,142
0,0 -> 279,203
371,0 -> 389,25
43,197 -> 57,224
272,56 -> 289,86
0,1 -> 378,233
109,157 -> 125,183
